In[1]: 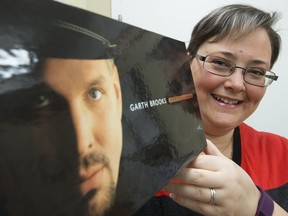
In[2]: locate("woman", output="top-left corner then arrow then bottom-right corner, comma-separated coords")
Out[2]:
134,4 -> 288,216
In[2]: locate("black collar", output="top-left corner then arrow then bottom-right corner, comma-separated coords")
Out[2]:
232,126 -> 241,165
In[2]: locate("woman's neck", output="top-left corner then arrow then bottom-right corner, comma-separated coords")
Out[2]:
205,129 -> 234,159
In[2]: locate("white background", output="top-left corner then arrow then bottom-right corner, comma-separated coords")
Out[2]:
111,0 -> 288,137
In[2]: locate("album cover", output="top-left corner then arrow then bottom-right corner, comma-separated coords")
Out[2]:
0,1 -> 206,216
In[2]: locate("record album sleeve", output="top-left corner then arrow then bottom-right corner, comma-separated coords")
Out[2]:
0,1 -> 206,216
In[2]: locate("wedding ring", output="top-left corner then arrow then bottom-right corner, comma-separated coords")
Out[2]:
209,188 -> 216,205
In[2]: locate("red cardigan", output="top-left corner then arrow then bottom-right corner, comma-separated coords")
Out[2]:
157,123 -> 288,195
240,123 -> 288,190
139,124 -> 288,215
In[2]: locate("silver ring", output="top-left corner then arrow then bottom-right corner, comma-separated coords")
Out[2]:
209,188 -> 216,205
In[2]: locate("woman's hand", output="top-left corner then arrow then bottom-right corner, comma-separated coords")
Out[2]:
163,140 -> 261,216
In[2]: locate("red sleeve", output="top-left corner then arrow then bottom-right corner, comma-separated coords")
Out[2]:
240,123 -> 288,190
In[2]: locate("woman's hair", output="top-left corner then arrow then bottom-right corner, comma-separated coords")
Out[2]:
187,4 -> 281,68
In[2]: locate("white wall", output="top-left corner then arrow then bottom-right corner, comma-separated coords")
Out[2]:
54,0 -> 86,9
55,0 -> 111,17
112,0 -> 288,137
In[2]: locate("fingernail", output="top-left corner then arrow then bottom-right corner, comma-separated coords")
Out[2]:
169,193 -> 176,199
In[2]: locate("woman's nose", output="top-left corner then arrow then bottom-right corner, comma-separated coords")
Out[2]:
224,68 -> 246,91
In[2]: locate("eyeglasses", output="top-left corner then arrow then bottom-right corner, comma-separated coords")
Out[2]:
195,54 -> 278,87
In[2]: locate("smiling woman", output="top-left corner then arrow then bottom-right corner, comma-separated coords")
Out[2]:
190,27 -> 273,134
134,3 -> 288,216
112,0 -> 288,137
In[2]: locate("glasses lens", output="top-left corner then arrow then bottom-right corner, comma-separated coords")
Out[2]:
244,69 -> 275,87
199,54 -> 277,87
204,56 -> 233,76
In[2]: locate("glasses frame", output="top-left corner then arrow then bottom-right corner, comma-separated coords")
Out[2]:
194,54 -> 278,87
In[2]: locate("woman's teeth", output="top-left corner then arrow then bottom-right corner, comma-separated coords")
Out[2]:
213,95 -> 239,105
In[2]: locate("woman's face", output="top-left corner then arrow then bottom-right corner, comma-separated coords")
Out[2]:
190,28 -> 272,136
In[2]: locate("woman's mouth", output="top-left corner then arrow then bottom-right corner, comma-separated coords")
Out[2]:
212,94 -> 241,105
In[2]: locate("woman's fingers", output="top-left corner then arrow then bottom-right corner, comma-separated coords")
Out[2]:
185,139 -> 227,171
204,139 -> 224,157
163,182 -> 225,216
162,139 -> 263,216
174,167 -> 222,188
163,181 -> 222,205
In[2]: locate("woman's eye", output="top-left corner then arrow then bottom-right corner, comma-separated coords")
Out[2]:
247,68 -> 265,76
213,59 -> 229,67
88,88 -> 102,100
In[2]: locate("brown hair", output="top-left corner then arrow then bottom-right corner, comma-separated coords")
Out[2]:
187,4 -> 281,68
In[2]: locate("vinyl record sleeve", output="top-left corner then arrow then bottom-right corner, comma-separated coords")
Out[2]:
0,1 -> 206,216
